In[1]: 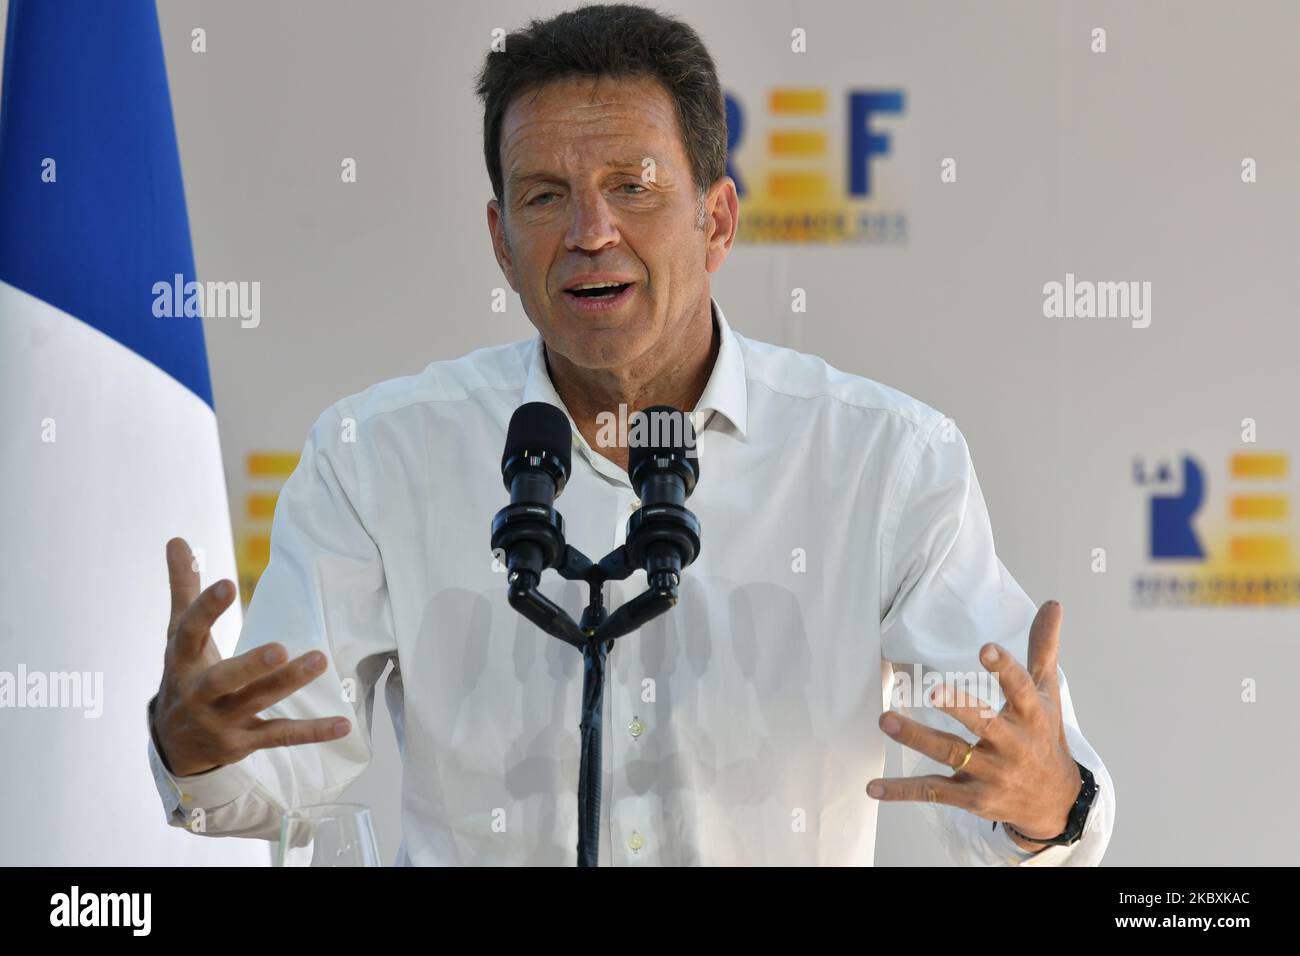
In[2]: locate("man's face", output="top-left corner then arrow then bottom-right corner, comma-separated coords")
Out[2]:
487,75 -> 733,371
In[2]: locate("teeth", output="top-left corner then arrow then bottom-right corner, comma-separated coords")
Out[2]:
570,281 -> 625,291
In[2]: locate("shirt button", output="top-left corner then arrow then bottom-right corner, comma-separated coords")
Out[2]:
628,716 -> 645,738
627,831 -> 645,852
627,499 -> 640,515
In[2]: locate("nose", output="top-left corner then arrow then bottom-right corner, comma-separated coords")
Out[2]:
564,189 -> 620,253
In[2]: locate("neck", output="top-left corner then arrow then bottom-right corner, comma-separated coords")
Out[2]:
544,299 -> 719,474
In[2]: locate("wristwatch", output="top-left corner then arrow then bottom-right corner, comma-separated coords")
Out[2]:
1000,759 -> 1098,847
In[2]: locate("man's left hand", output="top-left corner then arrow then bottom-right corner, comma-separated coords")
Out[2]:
866,600 -> 1083,852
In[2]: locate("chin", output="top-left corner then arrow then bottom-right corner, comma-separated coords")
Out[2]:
553,323 -> 655,371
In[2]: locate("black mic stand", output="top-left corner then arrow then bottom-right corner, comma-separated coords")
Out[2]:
492,498 -> 698,867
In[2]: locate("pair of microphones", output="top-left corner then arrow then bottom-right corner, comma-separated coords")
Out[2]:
492,401 -> 701,599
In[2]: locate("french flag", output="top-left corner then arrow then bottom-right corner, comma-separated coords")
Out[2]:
0,1 -> 264,864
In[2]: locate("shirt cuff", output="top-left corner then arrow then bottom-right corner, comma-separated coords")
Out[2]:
146,696 -> 257,820
988,820 -> 1046,864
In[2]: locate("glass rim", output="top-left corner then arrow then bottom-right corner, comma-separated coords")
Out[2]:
283,802 -> 373,819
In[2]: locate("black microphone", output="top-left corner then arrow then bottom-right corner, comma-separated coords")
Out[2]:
625,405 -> 701,587
491,402 -> 572,579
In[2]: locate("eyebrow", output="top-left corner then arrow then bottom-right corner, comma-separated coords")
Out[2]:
507,157 -> 654,188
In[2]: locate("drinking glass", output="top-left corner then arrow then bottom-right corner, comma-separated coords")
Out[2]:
276,803 -> 381,867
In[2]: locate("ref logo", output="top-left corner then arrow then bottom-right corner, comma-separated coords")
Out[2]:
724,87 -> 906,244
1133,452 -> 1298,606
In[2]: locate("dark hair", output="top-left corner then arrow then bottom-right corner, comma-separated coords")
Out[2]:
474,3 -> 727,205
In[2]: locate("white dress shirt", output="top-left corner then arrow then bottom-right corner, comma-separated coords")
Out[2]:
148,298 -> 1115,865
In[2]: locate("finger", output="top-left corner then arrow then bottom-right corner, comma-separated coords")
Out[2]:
1027,600 -> 1064,712
173,578 -> 237,663
246,715 -> 352,752
927,682 -> 1007,743
879,710 -> 990,774
215,650 -> 329,716
199,642 -> 290,699
978,641 -> 1040,719
865,773 -> 975,812
166,537 -> 201,632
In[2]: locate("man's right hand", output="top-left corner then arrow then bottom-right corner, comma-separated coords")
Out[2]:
153,537 -> 352,777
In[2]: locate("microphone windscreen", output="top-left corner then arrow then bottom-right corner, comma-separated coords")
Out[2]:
628,405 -> 698,479
503,402 -> 572,476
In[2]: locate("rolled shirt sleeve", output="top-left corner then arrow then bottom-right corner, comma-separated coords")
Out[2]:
879,416 -> 1116,866
146,399 -> 399,843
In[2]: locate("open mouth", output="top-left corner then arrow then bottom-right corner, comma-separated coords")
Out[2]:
565,281 -> 633,300
562,279 -> 636,312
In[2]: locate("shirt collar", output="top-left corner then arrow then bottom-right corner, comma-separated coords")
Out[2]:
693,297 -> 749,438
520,295 -> 749,441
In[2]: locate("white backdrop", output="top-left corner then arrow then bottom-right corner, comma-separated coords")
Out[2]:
6,0 -> 1297,865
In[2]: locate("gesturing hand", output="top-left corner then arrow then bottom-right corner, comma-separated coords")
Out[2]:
866,600 -> 1083,851
152,537 -> 351,777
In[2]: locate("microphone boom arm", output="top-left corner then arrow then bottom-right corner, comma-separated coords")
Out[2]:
505,569 -> 588,650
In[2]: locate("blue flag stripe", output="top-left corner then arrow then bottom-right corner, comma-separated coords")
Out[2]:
0,0 -> 213,407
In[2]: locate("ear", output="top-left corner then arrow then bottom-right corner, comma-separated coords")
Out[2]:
486,198 -> 518,291
703,176 -> 739,274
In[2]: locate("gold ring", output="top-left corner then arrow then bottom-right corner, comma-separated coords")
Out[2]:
953,741 -> 976,772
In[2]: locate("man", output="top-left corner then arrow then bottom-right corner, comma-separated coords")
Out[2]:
149,3 -> 1114,865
